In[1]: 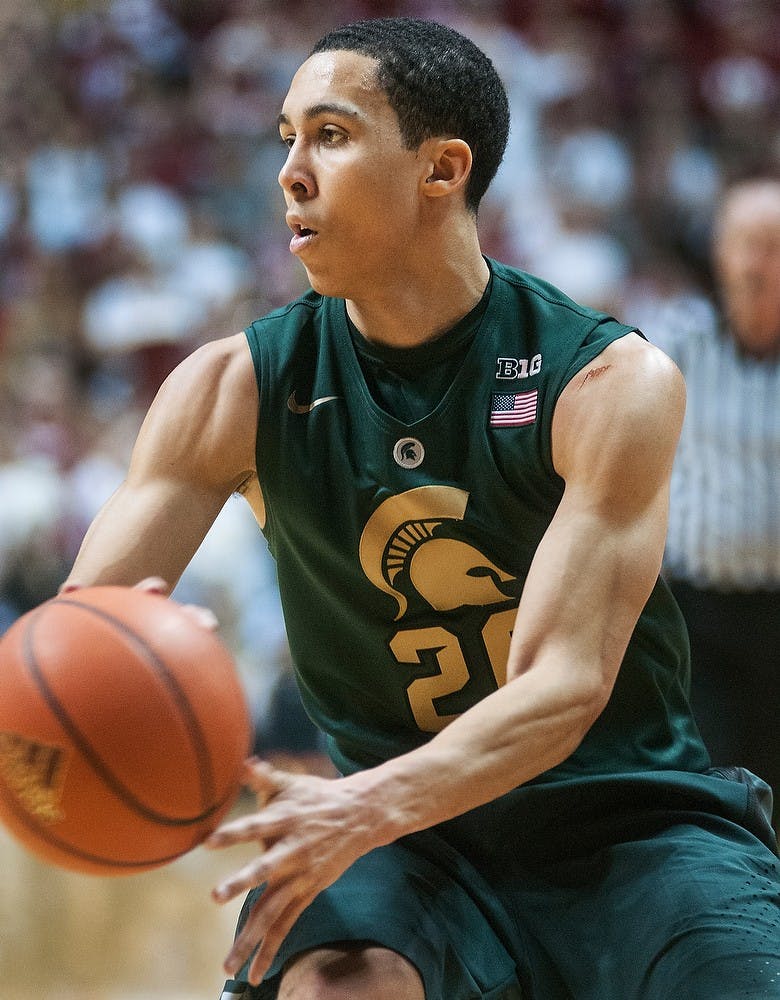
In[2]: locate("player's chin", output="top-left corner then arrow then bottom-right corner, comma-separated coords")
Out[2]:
299,259 -> 359,300
304,270 -> 343,298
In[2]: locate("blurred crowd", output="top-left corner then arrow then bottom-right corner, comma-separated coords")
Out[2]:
0,0 -> 778,747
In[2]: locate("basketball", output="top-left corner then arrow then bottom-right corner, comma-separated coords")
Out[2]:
0,586 -> 253,876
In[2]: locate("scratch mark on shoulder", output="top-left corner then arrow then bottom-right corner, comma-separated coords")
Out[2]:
578,364 -> 612,388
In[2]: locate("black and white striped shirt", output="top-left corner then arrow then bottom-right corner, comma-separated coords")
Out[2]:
645,294 -> 780,591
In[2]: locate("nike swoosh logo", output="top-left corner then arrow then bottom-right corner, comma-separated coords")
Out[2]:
287,391 -> 341,414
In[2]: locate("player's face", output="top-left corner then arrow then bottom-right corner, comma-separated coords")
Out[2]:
716,192 -> 780,357
277,51 -> 429,297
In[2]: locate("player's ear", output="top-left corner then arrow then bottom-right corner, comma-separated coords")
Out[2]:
421,138 -> 472,201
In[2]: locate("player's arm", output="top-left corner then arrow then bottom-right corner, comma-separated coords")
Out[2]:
208,332 -> 686,986
364,332 -> 684,821
63,333 -> 259,590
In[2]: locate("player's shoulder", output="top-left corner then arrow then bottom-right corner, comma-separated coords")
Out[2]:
148,334 -> 258,449
167,332 -> 255,394
553,333 -> 685,488
126,332 -> 258,494
598,331 -> 685,398
608,331 -> 685,394
557,332 -> 685,434
246,288 -> 325,334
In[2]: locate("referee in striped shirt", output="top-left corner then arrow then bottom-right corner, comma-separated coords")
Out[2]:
649,178 -> 780,828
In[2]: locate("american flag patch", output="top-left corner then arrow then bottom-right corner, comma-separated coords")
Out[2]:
489,389 -> 538,427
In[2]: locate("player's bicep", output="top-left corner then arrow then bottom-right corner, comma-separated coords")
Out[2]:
506,336 -> 684,691
67,335 -> 259,587
67,475 -> 227,588
127,334 -> 257,496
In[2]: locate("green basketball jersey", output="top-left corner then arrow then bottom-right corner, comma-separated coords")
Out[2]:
245,258 -> 709,782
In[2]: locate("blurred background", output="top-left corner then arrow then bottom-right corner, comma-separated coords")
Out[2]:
0,0 -> 777,997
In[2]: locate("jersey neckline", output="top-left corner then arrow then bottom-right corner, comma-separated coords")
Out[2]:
329,258 -> 506,431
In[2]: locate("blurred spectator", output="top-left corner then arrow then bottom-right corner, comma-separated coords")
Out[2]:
25,132 -> 110,253
645,178 -> 780,824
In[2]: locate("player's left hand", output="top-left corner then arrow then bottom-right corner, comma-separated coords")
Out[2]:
59,576 -> 220,632
205,757 -> 381,987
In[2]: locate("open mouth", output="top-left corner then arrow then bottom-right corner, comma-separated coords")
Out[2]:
289,223 -> 318,254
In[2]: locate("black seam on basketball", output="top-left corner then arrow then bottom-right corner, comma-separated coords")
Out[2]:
23,600 -> 221,826
53,596 -> 217,808
0,771 -> 222,869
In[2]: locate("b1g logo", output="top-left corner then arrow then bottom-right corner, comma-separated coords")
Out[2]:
496,354 -> 542,379
359,486 -> 520,733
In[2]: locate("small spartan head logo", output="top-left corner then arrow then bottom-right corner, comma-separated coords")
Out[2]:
393,437 -> 425,469
0,732 -> 68,824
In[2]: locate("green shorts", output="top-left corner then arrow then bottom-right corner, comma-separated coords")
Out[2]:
221,770 -> 780,1000
222,832 -> 523,999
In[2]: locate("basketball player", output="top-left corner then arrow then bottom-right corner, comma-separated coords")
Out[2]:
63,18 -> 780,1000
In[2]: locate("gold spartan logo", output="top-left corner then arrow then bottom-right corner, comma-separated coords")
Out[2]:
359,485 -> 516,620
0,732 -> 68,824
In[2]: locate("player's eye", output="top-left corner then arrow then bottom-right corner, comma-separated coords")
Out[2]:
320,126 -> 347,145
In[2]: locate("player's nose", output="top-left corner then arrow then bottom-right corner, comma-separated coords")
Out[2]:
278,145 -> 316,200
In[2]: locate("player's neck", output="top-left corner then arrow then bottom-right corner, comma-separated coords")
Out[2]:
346,240 -> 490,350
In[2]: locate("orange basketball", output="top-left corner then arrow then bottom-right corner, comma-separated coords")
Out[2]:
0,586 -> 253,875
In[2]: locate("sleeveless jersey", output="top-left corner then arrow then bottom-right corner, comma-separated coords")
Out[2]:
245,258 -> 710,785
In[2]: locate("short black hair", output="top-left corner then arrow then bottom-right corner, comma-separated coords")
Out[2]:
311,17 -> 510,214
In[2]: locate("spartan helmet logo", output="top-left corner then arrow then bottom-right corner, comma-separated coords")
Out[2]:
392,437 -> 424,469
359,485 -> 517,620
